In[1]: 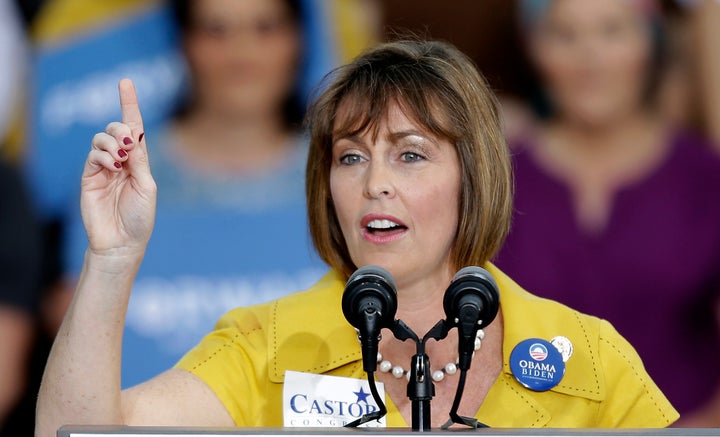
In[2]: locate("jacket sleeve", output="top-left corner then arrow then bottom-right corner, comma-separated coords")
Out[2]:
175,304 -> 282,427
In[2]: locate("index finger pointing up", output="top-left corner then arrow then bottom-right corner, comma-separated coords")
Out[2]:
118,78 -> 144,132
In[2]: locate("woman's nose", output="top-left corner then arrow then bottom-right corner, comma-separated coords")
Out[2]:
363,160 -> 395,199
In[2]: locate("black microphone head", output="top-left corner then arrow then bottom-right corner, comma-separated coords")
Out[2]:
443,266 -> 500,329
342,265 -> 398,330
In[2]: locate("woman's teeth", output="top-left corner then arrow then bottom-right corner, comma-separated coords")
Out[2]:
367,219 -> 400,230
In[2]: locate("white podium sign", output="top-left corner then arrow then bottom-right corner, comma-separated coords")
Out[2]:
57,426 -> 720,437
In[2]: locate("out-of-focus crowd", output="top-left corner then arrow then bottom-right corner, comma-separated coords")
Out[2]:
1,0 -> 719,434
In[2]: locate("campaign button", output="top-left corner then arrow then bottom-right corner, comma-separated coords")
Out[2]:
550,335 -> 574,363
510,338 -> 565,392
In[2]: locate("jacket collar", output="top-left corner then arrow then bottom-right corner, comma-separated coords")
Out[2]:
269,265 -> 607,405
487,263 -> 606,402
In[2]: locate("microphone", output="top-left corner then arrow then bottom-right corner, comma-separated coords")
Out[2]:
443,266 -> 500,370
342,265 -> 398,373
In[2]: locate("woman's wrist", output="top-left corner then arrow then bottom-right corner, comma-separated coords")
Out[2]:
84,247 -> 146,278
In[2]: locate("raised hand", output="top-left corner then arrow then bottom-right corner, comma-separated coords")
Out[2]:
81,78 -> 157,256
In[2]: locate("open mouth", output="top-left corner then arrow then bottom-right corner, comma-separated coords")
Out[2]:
366,219 -> 408,236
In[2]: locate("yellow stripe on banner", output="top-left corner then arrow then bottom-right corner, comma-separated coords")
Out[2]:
1,101 -> 27,163
329,0 -> 381,63
31,0 -> 160,43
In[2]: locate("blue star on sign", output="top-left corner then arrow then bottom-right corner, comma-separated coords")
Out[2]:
354,387 -> 371,403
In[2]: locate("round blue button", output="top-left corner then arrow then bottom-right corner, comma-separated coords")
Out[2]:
510,338 -> 566,391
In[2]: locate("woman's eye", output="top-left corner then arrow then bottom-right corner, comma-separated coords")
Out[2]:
401,151 -> 424,162
601,21 -> 625,39
255,17 -> 288,36
546,26 -> 576,46
339,154 -> 363,165
196,22 -> 228,38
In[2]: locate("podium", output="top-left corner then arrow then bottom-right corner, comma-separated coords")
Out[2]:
57,426 -> 720,436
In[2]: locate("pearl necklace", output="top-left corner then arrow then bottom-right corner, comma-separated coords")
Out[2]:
377,329 -> 485,382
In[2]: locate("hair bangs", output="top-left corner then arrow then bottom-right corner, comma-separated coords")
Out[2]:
332,60 -> 462,146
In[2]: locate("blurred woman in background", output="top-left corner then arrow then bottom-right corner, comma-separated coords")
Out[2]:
58,0 -> 337,387
495,0 -> 720,426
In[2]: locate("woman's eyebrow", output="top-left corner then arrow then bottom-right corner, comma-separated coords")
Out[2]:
387,129 -> 439,146
332,134 -> 364,146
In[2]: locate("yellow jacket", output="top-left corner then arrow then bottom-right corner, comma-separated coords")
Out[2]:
176,264 -> 678,427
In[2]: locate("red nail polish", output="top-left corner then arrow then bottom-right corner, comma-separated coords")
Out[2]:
139,133 -> 144,142
118,149 -> 127,158
114,162 -> 122,169
123,137 -> 132,145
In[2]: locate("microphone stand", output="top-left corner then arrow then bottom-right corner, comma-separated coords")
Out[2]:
407,345 -> 432,430
391,319 -> 451,431
352,318 -> 480,431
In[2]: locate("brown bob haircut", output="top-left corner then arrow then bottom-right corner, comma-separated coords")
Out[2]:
305,39 -> 513,279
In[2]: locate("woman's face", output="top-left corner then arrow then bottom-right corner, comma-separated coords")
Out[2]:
530,0 -> 652,126
330,102 -> 462,288
184,0 -> 301,118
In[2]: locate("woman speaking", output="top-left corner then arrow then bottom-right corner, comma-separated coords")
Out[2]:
35,39 -> 676,434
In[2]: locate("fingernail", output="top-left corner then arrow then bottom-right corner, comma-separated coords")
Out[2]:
123,137 -> 133,145
118,149 -> 127,158
139,133 -> 144,142
114,162 -> 122,169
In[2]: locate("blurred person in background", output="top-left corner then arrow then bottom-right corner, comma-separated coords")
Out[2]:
494,0 -> 720,426
0,158 -> 43,435
0,0 -> 44,435
657,0 -> 720,153
56,0 -> 380,388
691,0 -> 720,151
